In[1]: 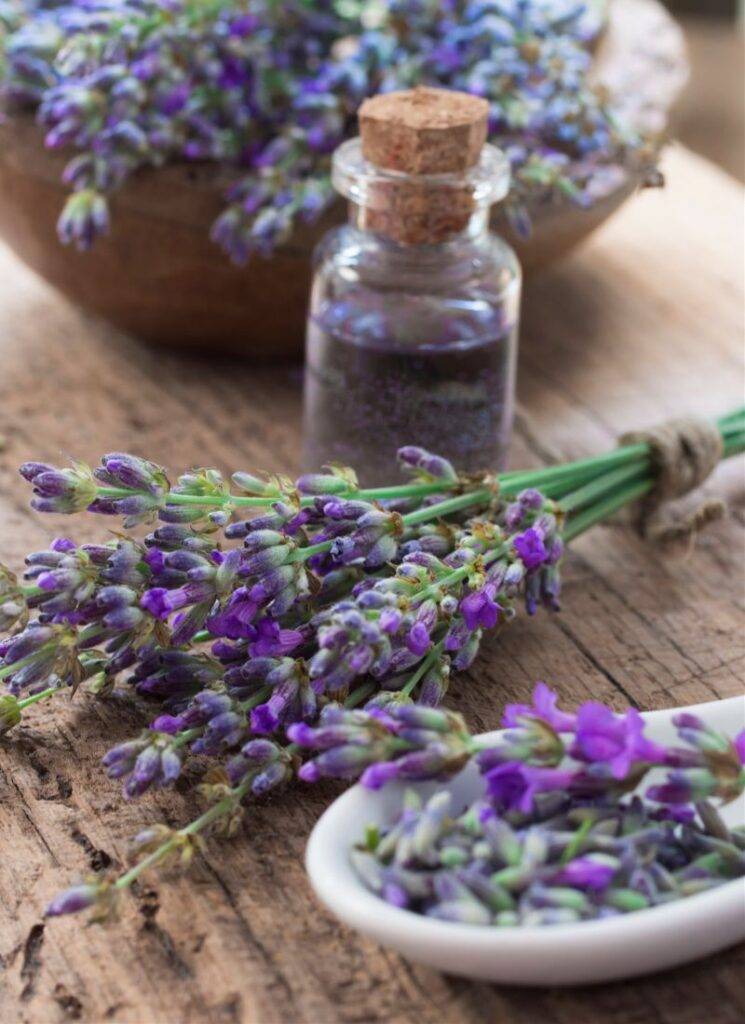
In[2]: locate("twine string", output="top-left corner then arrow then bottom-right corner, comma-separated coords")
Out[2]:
619,416 -> 726,549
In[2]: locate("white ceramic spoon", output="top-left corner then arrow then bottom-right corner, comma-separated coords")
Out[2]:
306,695 -> 745,986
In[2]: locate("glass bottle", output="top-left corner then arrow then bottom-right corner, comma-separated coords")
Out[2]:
302,89 -> 521,486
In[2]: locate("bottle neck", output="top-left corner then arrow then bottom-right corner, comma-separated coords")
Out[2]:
347,201 -> 491,247
332,138 -> 510,248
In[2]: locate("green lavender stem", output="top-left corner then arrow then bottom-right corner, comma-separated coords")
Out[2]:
401,488 -> 493,526
564,480 -> 651,542
17,685 -> 60,710
559,462 -> 649,514
113,785 -> 248,891
88,408 -> 744,517
401,642 -> 446,698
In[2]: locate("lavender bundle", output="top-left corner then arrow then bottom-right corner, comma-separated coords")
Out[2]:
1,408 -> 743,920
335,685 -> 745,925
0,0 -> 654,260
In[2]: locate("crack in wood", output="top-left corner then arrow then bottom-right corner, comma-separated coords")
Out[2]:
53,982 -> 84,1020
19,923 -> 44,1001
139,917 -> 195,981
70,828 -> 114,872
550,616 -> 641,708
15,799 -> 60,866
199,860 -> 297,1011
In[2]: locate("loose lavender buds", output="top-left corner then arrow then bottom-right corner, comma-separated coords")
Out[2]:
346,685 -> 745,926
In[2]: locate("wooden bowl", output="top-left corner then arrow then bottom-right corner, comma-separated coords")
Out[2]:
0,0 -> 686,357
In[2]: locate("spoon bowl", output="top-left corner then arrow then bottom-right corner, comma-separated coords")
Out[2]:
306,696 -> 745,986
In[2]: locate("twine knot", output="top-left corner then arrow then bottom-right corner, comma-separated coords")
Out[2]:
619,416 -> 726,550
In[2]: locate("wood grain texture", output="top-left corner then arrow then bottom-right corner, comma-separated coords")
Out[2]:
0,144 -> 743,1024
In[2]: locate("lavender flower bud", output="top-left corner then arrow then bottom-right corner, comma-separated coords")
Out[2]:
397,447 -> 457,483
45,883 -> 101,918
296,472 -> 353,496
94,452 -> 168,495
57,189 -> 109,250
418,658 -> 450,707
451,630 -> 482,671
231,471 -> 278,497
20,460 -> 97,514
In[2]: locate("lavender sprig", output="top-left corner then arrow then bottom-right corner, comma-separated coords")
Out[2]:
2,411 -> 742,742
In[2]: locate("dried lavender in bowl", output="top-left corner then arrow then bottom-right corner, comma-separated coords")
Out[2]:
339,688 -> 745,925
0,0 -> 653,259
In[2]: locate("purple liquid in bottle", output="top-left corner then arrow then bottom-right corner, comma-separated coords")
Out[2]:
303,288 -> 517,486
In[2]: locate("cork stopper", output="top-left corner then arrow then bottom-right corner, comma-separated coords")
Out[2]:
359,87 -> 490,175
351,87 -> 493,246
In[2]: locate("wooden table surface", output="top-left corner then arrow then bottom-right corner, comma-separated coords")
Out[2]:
0,145 -> 743,1024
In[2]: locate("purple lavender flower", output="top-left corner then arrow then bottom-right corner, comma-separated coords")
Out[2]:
250,658 -> 315,735
190,707 -> 247,756
88,452 -> 168,523
205,587 -> 261,639
140,548 -> 245,643
102,731 -> 183,798
552,856 -> 617,892
330,509 -> 403,569
141,583 -> 214,619
646,771 -> 700,806
57,190 -> 109,250
460,583 -> 501,631
130,649 -> 221,701
309,601 -> 395,696
418,658 -> 450,707
512,528 -> 548,570
249,618 -> 308,658
502,681 -> 576,733
484,761 -> 575,813
571,704 -> 667,779
226,738 -> 293,795
504,488 -> 546,530
0,622 -> 79,695
21,537 -> 149,630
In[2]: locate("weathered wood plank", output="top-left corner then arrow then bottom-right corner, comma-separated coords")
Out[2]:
0,144 -> 743,1024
